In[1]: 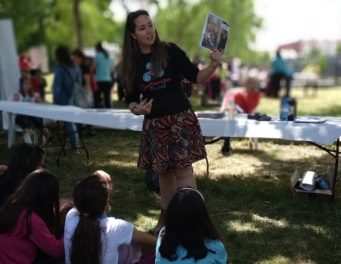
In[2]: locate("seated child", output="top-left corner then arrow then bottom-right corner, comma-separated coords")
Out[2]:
0,169 -> 64,264
64,173 -> 156,264
156,187 -> 228,263
12,75 -> 51,144
0,143 -> 45,207
59,170 -> 113,228
221,77 -> 260,114
220,77 -> 261,153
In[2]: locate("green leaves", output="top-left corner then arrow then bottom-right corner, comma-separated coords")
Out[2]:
154,0 -> 261,62
1,0 -> 262,66
1,0 -> 118,56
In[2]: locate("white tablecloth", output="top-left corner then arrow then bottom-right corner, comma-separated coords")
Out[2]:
1,101 -> 341,145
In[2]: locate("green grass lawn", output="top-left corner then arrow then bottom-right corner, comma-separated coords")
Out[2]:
1,87 -> 341,264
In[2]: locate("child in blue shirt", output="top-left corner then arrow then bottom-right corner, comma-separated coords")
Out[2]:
155,187 -> 228,263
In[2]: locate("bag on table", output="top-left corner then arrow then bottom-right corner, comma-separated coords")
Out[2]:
63,65 -> 93,108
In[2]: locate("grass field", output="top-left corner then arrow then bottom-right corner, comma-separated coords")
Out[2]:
1,87 -> 341,264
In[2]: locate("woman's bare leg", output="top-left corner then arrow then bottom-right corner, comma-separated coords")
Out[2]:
175,165 -> 197,189
159,166 -> 197,209
159,170 -> 177,209
150,170 -> 176,233
151,166 -> 196,234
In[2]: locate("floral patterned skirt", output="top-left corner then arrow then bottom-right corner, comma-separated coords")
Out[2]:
138,109 -> 206,175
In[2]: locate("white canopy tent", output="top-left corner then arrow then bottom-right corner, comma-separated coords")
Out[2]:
0,19 -> 20,129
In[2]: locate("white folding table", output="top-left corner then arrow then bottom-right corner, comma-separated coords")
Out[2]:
1,101 -> 340,199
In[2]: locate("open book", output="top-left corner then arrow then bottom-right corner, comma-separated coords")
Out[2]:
199,12 -> 230,53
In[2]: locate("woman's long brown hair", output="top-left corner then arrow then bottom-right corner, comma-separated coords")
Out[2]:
121,10 -> 169,94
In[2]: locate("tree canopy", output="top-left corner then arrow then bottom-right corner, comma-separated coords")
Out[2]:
0,0 -> 122,61
0,0 -> 263,65
154,0 -> 262,62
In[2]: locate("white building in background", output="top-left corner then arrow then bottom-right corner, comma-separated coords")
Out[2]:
278,39 -> 341,56
24,42 -> 119,74
277,39 -> 341,80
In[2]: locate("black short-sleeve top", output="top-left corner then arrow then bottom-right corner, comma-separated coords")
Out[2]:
126,43 -> 199,119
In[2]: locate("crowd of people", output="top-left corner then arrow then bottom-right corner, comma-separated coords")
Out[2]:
0,143 -> 228,264
0,10 -> 228,264
14,28 -> 294,149
1,9 -> 232,264
15,42 -> 116,146
3,6 -> 302,263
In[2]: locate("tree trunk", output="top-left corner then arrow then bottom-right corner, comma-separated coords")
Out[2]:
73,0 -> 83,49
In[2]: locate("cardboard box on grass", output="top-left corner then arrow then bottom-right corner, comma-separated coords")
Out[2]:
290,169 -> 334,202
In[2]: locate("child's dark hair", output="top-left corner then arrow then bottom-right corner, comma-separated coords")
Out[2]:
0,143 -> 45,205
159,187 -> 219,261
0,169 -> 60,236
70,175 -> 110,264
19,76 -> 33,97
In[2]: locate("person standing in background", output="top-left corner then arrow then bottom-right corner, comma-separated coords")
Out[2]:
267,49 -> 293,98
94,42 -> 114,108
52,45 -> 80,148
71,49 -> 92,94
71,48 -> 96,136
85,57 -> 98,101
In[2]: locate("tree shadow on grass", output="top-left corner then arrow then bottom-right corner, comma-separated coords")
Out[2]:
1,129 -> 341,264
106,138 -> 341,264
198,173 -> 341,264
196,144 -> 341,264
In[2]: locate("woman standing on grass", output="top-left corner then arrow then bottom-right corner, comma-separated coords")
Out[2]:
121,9 -> 222,233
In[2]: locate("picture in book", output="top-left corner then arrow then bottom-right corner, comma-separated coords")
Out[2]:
199,12 -> 230,53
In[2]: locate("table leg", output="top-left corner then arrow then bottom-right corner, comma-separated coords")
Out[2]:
8,113 -> 15,149
331,138 -> 339,201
